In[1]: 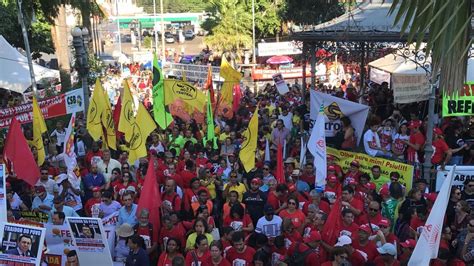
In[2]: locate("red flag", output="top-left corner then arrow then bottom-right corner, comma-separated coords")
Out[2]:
321,200 -> 342,245
137,156 -> 162,241
232,84 -> 242,112
113,96 -> 124,139
3,117 -> 40,186
275,142 -> 285,184
205,65 -> 215,106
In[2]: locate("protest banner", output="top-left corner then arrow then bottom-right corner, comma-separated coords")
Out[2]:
327,147 -> 414,191
66,217 -> 113,265
0,165 -> 6,223
310,91 -> 370,144
19,211 -> 49,223
44,223 -> 75,266
272,73 -> 289,95
0,89 -> 84,128
442,82 -> 474,117
435,165 -> 474,191
0,222 -> 46,266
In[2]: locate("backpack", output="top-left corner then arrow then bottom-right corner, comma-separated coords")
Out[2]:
286,242 -> 313,266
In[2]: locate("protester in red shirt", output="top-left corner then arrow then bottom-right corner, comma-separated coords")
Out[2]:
300,162 -> 316,188
324,175 -> 342,203
358,201 -> 383,226
302,190 -> 331,215
224,231 -> 255,266
161,179 -> 182,215
398,239 -> 416,265
327,155 -> 344,180
353,224 -> 379,261
179,160 -> 197,189
159,214 -> 186,252
431,127 -> 453,168
267,184 -> 289,214
341,185 -> 363,220
321,246 -> 350,266
335,235 -> 367,266
336,209 -> 360,238
374,243 -> 400,266
287,231 -> 327,266
157,237 -> 182,266
343,160 -> 362,185
84,187 -> 101,216
185,234 -> 211,266
204,240 -> 231,266
406,120 -> 425,164
279,196 -> 306,231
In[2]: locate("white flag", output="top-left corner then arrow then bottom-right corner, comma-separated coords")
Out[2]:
308,104 -> 327,188
300,136 -> 307,166
63,113 -> 78,180
408,166 -> 456,266
264,138 -> 271,162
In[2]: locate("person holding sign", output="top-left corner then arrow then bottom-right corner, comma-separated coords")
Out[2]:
6,234 -> 33,257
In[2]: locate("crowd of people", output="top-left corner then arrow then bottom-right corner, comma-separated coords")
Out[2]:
1,60 -> 474,266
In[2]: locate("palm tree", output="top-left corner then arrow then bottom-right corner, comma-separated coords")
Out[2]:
390,0 -> 473,95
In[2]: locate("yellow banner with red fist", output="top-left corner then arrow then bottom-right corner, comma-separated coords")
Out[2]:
327,147 -> 414,191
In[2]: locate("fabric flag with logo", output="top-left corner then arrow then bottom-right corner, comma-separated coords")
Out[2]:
239,107 -> 259,172
275,142 -> 285,184
308,104 -> 327,188
203,92 -> 218,149
219,56 -> 241,110
87,79 -> 106,141
3,117 -> 40,186
63,113 -> 77,172
101,85 -> 116,150
32,96 -> 47,166
118,79 -> 135,142
164,79 -> 207,112
264,139 -> 270,162
204,65 -> 215,107
113,95 -> 124,139
128,103 -> 157,164
137,155 -> 161,241
408,166 -> 456,266
152,53 -> 173,129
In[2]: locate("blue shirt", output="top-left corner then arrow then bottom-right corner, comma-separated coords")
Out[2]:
48,206 -> 79,222
83,173 -> 105,198
118,204 -> 138,226
32,194 -> 54,213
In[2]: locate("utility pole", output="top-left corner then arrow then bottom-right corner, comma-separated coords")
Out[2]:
160,0 -> 166,63
153,0 -> 158,52
252,0 -> 256,64
16,0 -> 37,96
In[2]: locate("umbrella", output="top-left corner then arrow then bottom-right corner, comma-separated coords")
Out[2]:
266,55 -> 293,65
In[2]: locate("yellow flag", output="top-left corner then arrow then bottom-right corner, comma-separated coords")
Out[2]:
220,81 -> 234,106
87,79 -> 105,141
101,85 -> 116,150
118,80 -> 135,142
32,96 -> 47,166
128,103 -> 157,163
220,56 -> 242,82
239,107 -> 259,172
164,79 -> 207,112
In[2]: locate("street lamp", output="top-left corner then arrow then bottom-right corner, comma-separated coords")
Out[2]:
71,26 -> 90,119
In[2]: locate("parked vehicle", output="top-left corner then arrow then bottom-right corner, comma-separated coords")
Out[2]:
184,30 -> 195,40
164,32 -> 175,43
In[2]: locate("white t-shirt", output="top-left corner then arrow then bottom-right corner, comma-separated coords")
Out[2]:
255,215 -> 283,237
278,112 -> 293,130
363,129 -> 381,157
51,129 -> 66,145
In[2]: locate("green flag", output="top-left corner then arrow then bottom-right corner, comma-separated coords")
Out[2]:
152,53 -> 173,129
204,92 -> 218,149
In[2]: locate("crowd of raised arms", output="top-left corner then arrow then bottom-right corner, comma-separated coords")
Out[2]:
2,63 -> 474,266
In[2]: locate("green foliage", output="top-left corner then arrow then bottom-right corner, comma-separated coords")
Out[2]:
281,0 -> 344,25
136,0 -> 211,13
0,1 -> 54,59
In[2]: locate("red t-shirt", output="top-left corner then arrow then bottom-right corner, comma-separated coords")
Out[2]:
374,256 -> 400,266
287,242 -> 327,266
267,192 -> 286,211
352,239 -> 379,261
84,198 -> 101,216
346,198 -> 364,219
157,253 -> 183,266
202,257 -> 231,266
336,222 -> 360,238
159,223 -> 186,248
407,132 -> 425,162
185,250 -> 211,266
350,250 -> 368,266
357,212 -> 383,227
225,246 -> 256,266
223,214 -> 253,233
162,192 -> 182,212
300,173 -> 316,186
180,170 -> 197,189
279,209 -> 306,228
431,138 -> 449,164
283,230 -> 303,249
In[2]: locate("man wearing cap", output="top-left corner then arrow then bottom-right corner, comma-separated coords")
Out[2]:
243,178 -> 267,225
334,235 -> 367,266
287,231 -> 327,265
432,127 -> 457,170
343,160 -> 362,186
32,186 -> 54,213
374,243 -> 400,266
255,204 -> 283,238
223,172 -> 247,202
374,218 -> 399,247
327,155 -> 343,180
353,224 -> 378,261
405,120 -> 425,165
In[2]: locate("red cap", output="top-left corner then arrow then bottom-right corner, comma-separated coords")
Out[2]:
350,160 -> 360,167
364,182 -> 376,191
327,175 -> 338,182
408,120 -> 422,129
379,186 -> 390,197
35,186 -> 46,193
400,239 -> 416,248
251,178 -> 261,185
378,218 -> 391,227
92,187 -> 101,192
304,231 -> 322,243
328,165 -> 336,171
433,127 -> 443,135
359,224 -> 372,234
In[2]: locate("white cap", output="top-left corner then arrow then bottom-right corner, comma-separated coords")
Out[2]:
334,235 -> 352,247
